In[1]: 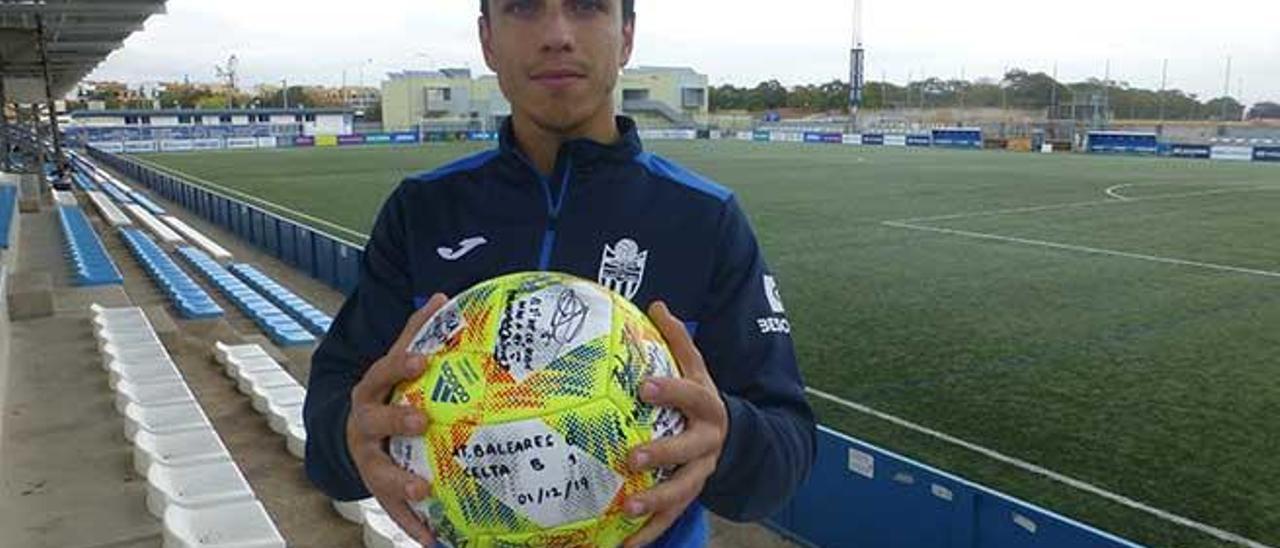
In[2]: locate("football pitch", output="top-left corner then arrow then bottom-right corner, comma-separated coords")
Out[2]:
135,142 -> 1280,547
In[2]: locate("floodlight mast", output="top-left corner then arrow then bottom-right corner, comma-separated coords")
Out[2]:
848,0 -> 865,132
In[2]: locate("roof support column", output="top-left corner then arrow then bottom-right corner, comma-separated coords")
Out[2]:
35,14 -> 66,175
0,70 -> 10,172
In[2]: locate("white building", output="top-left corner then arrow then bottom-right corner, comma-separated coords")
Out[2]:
68,107 -> 355,142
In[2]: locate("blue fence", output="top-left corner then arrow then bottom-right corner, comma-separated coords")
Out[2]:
1087,132 -> 1159,154
88,147 -> 367,296
932,129 -> 983,149
85,144 -> 1147,548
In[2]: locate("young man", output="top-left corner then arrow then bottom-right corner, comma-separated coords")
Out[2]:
304,1 -> 816,546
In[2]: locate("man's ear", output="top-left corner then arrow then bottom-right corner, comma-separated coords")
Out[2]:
479,16 -> 498,73
620,15 -> 636,68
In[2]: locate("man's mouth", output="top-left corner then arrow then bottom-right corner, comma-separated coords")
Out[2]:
531,69 -> 587,89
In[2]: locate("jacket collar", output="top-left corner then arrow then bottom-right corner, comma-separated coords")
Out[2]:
498,115 -> 644,169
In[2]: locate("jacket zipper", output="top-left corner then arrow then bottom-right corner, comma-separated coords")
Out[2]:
515,150 -> 573,271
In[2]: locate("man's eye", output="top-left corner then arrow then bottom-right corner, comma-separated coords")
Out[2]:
504,0 -> 537,15
570,0 -> 607,13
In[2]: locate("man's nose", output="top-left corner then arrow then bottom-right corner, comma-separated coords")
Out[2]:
538,7 -> 576,53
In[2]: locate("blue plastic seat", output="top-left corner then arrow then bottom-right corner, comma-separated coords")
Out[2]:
176,247 -> 315,347
119,228 -> 223,319
129,191 -> 166,215
227,263 -> 333,337
57,205 -> 123,286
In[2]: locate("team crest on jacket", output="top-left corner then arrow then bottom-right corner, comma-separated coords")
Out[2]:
598,238 -> 648,300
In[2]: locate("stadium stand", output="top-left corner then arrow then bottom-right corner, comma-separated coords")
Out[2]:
163,216 -> 233,262
71,172 -> 98,191
177,247 -> 315,346
99,179 -> 136,204
57,205 -> 124,286
91,304 -> 286,548
130,191 -> 167,215
229,263 -> 333,336
211,341 -> 408,547
125,203 -> 185,246
119,228 -> 224,319
0,184 -> 16,249
85,190 -> 135,228
53,190 -> 78,207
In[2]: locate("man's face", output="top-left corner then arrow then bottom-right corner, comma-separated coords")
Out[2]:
481,0 -> 634,133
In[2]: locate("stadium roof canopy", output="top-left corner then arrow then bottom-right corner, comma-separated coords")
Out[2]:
0,0 -> 167,103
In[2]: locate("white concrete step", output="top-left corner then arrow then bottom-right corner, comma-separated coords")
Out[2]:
124,400 -> 212,442
333,498 -> 383,525
285,421 -> 306,460
213,341 -> 270,366
235,369 -> 297,397
146,459 -> 255,519
90,304 -> 147,324
134,428 -> 232,478
96,330 -> 161,354
108,357 -> 182,390
115,380 -> 196,414
222,356 -> 281,380
266,401 -> 302,436
251,385 -> 305,415
101,343 -> 170,371
161,499 -> 285,548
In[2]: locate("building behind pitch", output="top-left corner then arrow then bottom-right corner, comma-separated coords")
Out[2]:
381,66 -> 708,133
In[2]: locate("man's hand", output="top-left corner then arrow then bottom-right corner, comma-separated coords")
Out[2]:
347,293 -> 449,546
623,302 -> 729,548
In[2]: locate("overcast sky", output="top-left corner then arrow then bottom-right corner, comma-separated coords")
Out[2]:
88,0 -> 1279,104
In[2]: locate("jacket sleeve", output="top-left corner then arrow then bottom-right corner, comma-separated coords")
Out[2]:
694,197 -> 817,521
304,183 -> 417,502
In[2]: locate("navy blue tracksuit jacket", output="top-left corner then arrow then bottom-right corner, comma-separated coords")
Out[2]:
305,117 -> 816,546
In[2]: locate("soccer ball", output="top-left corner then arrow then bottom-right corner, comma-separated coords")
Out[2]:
390,271 -> 685,547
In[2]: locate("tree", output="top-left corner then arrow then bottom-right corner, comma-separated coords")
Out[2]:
1202,97 -> 1246,121
1247,102 -> 1280,120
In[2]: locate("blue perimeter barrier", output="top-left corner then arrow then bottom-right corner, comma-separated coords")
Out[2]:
89,147 -> 365,296
86,145 -> 1148,547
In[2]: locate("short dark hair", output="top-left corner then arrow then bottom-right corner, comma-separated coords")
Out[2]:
480,0 -> 635,20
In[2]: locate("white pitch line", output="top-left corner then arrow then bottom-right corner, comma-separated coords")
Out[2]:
1105,183 -> 1134,201
126,154 -> 372,246
805,387 -> 1274,548
892,185 -> 1273,224
883,220 -> 1280,280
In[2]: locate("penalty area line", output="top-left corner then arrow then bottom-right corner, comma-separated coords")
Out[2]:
882,221 -> 1280,281
805,387 -> 1274,548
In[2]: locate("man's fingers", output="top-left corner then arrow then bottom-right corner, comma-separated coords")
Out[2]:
376,496 -> 436,547
630,426 -> 717,471
353,352 -> 427,405
391,293 -> 450,356
363,450 -> 433,501
639,377 -> 721,421
622,502 -> 687,548
647,301 -> 710,382
354,404 -> 429,441
626,458 -> 710,519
